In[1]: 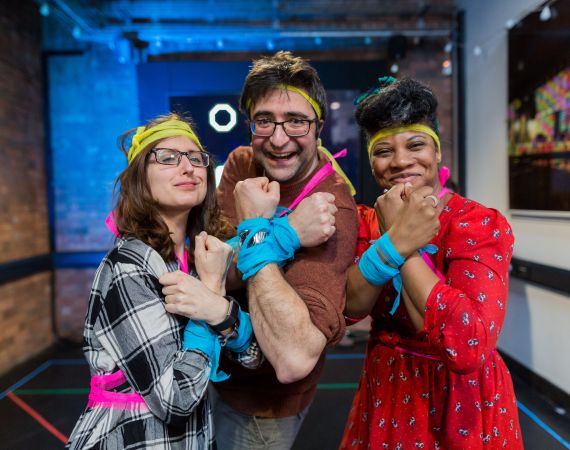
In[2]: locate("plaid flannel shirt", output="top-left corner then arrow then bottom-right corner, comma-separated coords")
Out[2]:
66,238 -> 261,450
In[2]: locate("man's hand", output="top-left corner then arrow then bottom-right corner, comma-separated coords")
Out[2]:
288,192 -> 337,247
194,231 -> 233,296
234,177 -> 280,222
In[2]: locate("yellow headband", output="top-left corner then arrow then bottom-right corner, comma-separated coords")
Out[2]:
247,84 -> 322,120
127,119 -> 203,164
367,124 -> 441,157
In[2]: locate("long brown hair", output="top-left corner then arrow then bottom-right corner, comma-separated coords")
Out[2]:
113,113 -> 233,261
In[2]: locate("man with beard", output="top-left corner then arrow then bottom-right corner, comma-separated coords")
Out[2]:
214,51 -> 358,449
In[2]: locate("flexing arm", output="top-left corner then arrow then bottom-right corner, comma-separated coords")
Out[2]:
233,179 -> 354,383
345,184 -> 440,319
248,264 -> 327,383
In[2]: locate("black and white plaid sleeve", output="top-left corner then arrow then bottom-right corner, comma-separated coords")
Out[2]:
92,241 -> 211,427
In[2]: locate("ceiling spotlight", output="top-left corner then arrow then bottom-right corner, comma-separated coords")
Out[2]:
216,39 -> 224,49
266,39 -> 275,51
72,26 -> 82,39
155,39 -> 162,48
330,101 -> 341,111
364,36 -> 372,46
441,59 -> 452,76
39,2 -> 50,17
390,63 -> 399,74
314,36 -> 322,46
444,41 -> 453,53
539,5 -> 552,21
473,45 -> 482,56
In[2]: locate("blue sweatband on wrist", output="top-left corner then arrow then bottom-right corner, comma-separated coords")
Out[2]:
183,320 -> 229,382
418,243 -> 438,256
237,217 -> 271,236
269,215 -> 301,257
358,233 -> 404,315
237,215 -> 301,280
376,233 -> 405,268
225,308 -> 253,353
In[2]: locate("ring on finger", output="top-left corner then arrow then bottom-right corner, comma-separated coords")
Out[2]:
426,195 -> 439,207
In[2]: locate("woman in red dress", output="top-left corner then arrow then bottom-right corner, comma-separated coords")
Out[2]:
340,77 -> 523,449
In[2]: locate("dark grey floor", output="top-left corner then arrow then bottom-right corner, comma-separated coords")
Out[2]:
0,338 -> 569,450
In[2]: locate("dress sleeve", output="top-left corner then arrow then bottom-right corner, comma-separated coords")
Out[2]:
93,263 -> 211,427
423,206 -> 515,374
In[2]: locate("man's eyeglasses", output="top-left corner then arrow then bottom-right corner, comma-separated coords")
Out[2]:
150,148 -> 210,167
249,117 -> 317,137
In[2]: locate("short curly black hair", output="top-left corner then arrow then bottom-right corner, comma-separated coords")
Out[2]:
355,77 -> 439,139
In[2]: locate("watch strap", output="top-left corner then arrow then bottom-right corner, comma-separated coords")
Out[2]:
210,296 -> 239,333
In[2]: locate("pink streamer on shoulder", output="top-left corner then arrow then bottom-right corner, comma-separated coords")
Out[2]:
105,211 -> 120,237
278,148 -> 347,217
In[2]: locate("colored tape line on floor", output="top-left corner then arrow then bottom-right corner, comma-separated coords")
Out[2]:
6,391 -> 69,444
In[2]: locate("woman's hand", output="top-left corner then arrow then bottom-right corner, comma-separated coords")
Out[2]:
374,183 -> 407,233
160,271 -> 230,326
288,192 -> 337,247
387,185 -> 441,258
194,232 -> 233,296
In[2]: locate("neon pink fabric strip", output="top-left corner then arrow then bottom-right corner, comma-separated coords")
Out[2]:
176,249 -> 189,274
394,345 -> 442,361
88,370 -> 148,411
105,211 -> 120,237
278,148 -> 347,217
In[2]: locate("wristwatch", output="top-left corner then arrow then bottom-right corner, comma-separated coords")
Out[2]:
238,230 -> 268,249
210,296 -> 240,334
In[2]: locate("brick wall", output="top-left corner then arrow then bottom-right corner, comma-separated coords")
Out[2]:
0,0 -> 55,375
55,269 -> 96,343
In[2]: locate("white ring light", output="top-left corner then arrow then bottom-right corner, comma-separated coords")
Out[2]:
209,103 -> 237,133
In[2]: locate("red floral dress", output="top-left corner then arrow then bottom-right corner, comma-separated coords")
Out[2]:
340,194 -> 523,450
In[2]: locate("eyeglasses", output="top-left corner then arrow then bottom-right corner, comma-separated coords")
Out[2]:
249,117 -> 317,137
150,148 -> 210,167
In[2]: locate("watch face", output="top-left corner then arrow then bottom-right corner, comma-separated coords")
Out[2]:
252,230 -> 268,246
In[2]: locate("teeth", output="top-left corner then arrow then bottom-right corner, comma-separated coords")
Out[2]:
269,153 -> 294,159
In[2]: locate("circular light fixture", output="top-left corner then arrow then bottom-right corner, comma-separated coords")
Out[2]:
209,103 -> 237,133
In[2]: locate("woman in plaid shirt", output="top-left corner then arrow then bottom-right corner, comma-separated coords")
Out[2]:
66,114 -> 261,450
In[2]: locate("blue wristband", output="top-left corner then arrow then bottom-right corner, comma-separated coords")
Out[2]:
236,214 -> 301,280
225,308 -> 253,353
183,320 -> 229,382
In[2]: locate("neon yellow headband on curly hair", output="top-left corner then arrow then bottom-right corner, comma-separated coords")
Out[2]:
367,124 -> 441,157
246,84 -> 322,120
127,119 -> 203,164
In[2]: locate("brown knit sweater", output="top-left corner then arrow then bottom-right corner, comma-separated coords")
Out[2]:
215,146 -> 358,417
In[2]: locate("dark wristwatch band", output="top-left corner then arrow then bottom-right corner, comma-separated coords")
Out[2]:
210,296 -> 239,334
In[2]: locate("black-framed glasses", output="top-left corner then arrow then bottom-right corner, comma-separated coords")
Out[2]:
151,148 -> 210,167
249,117 -> 317,137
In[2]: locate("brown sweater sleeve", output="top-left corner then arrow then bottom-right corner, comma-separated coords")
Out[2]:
281,177 -> 358,346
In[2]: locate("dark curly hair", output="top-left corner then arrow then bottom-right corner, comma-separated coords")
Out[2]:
113,113 -> 234,262
355,77 -> 439,140
239,51 -> 327,124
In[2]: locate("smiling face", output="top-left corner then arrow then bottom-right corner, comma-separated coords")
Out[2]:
146,135 -> 208,214
250,88 -> 321,185
369,130 -> 442,192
